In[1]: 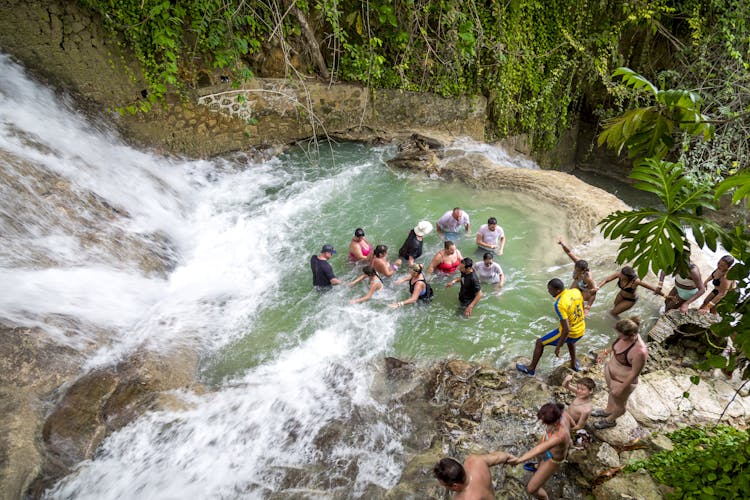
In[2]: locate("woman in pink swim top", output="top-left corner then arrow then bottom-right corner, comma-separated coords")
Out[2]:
348,227 -> 371,262
427,240 -> 463,275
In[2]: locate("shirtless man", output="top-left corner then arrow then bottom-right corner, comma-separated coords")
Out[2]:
433,451 -> 513,500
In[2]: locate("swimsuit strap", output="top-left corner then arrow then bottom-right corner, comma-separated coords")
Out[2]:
612,338 -> 637,368
617,277 -> 636,294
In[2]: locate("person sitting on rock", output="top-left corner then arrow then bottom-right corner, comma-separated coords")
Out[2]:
433,451 -> 513,499
562,374 -> 595,448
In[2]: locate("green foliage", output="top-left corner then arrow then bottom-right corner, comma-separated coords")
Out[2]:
598,67 -> 750,379
599,159 -> 723,276
625,426 -> 750,499
78,0 -> 267,101
598,68 -> 714,160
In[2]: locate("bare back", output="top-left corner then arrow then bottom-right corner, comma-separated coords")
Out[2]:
456,455 -> 495,500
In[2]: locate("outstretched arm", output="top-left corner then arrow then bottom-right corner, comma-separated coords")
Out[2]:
508,433 -> 567,464
470,451 -> 513,468
350,281 -> 382,304
598,272 -> 618,288
636,279 -> 664,297
348,274 -> 366,287
556,236 -> 579,262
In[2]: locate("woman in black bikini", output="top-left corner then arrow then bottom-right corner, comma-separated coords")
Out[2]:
598,266 -> 663,317
593,317 -> 648,429
389,264 -> 433,309
699,255 -> 735,314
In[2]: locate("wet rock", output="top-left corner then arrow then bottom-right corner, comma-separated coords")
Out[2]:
42,369 -> 118,468
384,356 -> 413,377
647,309 -> 720,344
0,325 -> 83,500
387,143 -> 629,239
27,347 -> 200,496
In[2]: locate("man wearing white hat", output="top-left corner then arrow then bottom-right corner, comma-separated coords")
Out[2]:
398,221 -> 433,266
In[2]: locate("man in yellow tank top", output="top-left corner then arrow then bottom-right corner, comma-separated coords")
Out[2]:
517,278 -> 585,376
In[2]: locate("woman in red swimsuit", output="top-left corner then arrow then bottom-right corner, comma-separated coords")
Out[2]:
427,240 -> 463,275
348,227 -> 371,262
593,317 -> 648,429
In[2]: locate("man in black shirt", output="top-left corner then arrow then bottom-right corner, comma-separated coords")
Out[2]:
447,257 -> 483,317
311,244 -> 341,290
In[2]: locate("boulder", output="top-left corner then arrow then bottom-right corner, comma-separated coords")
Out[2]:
592,469 -> 663,500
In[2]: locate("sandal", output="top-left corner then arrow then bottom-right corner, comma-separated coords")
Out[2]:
523,463 -> 538,472
516,363 -> 535,376
591,409 -> 611,418
594,419 -> 617,430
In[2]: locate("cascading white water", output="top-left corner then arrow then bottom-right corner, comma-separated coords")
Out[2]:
1,55 -> 408,498
2,52 -> 668,499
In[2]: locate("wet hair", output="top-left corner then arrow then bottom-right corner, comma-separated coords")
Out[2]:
354,228 -> 365,237
537,402 -> 565,424
461,257 -> 473,269
362,265 -> 377,277
575,259 -> 589,272
433,457 -> 465,486
409,263 -> 424,274
615,316 -> 641,337
548,278 -> 565,293
374,244 -> 388,258
488,217 -> 497,225
444,240 -> 455,250
578,377 -> 596,392
483,252 -> 493,261
621,266 -> 637,279
720,255 -> 735,266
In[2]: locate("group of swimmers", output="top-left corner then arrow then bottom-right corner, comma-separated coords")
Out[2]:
310,207 -> 506,317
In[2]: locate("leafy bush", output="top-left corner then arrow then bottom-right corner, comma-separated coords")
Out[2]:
626,426 -> 750,499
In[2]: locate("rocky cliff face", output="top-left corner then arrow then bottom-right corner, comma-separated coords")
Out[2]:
0,0 -> 487,158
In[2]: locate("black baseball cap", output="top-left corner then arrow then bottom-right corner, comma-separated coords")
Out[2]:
321,244 -> 336,254
354,228 -> 365,237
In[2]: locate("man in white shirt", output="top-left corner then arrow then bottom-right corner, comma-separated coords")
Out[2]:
436,207 -> 470,241
476,217 -> 505,255
476,252 -> 504,289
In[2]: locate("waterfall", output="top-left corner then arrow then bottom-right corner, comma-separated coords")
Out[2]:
1,54 -> 407,498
